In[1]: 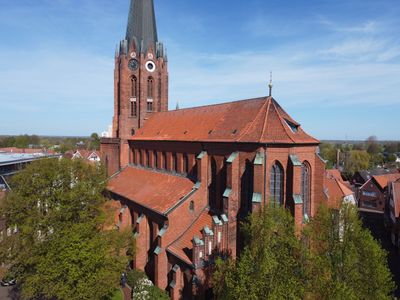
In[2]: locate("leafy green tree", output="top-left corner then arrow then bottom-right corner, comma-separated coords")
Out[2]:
343,150 -> 370,178
213,205 -> 306,300
319,143 -> 337,169
304,203 -> 395,299
90,132 -> 100,150
127,269 -> 169,300
0,158 -> 129,300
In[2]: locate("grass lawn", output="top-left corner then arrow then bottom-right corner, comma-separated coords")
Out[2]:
111,288 -> 123,300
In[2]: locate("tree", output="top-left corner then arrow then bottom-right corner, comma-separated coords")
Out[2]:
212,204 -> 395,300
366,136 -> 382,155
304,203 -> 395,299
90,132 -> 100,150
343,150 -> 370,178
319,143 -> 337,169
213,205 -> 306,299
0,158 -> 129,300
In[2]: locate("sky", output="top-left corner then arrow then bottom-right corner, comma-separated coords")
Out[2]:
0,0 -> 399,140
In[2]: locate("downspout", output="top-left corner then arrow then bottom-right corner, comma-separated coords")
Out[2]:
264,145 -> 267,206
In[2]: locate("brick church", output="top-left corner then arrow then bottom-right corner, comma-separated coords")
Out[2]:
100,0 -> 325,298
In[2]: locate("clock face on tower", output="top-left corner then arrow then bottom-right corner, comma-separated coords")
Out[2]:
128,59 -> 138,71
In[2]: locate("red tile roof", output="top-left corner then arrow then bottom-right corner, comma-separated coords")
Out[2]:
167,209 -> 213,265
132,97 -> 319,144
107,167 -> 196,215
373,173 -> 400,190
324,172 -> 354,208
326,169 -> 343,182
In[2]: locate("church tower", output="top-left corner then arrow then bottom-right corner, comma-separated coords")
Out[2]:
105,0 -> 168,171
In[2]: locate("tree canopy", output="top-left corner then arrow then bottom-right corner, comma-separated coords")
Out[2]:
0,158 -> 130,300
213,203 -> 395,300
213,205 -> 306,299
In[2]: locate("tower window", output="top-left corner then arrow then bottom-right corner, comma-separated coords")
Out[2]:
147,77 -> 154,99
130,100 -> 137,117
147,100 -> 153,112
131,76 -> 137,98
270,162 -> 284,206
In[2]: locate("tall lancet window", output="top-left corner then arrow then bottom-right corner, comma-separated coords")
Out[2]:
147,77 -> 154,99
131,76 -> 137,98
270,162 -> 284,206
301,162 -> 311,218
130,76 -> 137,117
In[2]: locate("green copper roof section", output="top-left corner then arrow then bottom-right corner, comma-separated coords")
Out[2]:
289,154 -> 302,166
204,226 -> 214,236
157,225 -> 168,237
193,236 -> 204,246
221,214 -> 228,223
293,194 -> 303,204
172,264 -> 180,272
197,151 -> 206,159
223,188 -> 232,198
212,216 -> 222,226
252,192 -> 262,203
136,214 -> 144,224
226,152 -> 239,163
254,152 -> 264,165
154,246 -> 162,255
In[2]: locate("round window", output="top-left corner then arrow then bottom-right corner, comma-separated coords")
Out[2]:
145,61 -> 156,72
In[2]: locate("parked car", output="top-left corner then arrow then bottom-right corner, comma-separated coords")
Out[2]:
0,278 -> 16,287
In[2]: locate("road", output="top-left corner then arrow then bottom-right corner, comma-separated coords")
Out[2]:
0,286 -> 12,300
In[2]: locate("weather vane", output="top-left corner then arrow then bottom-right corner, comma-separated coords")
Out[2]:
268,71 -> 273,97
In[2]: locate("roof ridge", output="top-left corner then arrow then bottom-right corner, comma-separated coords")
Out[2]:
237,97 -> 271,142
271,99 -> 297,143
154,96 -> 268,115
260,97 -> 272,142
166,206 -> 210,249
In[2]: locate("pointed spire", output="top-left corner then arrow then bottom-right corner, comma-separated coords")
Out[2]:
126,0 -> 158,54
175,101 -> 180,110
268,72 -> 273,97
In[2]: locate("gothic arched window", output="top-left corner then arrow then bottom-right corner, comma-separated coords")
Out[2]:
270,162 -> 284,206
139,150 -> 143,166
145,150 -> 150,167
131,100 -> 137,117
147,77 -> 154,99
172,153 -> 178,173
131,76 -> 137,98
162,152 -> 167,170
301,162 -> 311,218
154,151 -> 159,169
183,154 -> 189,174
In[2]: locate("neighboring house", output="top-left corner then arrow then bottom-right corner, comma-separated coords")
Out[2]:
385,179 -> 400,247
100,1 -> 326,298
65,150 -> 101,163
358,173 -> 400,212
0,147 -> 55,155
324,170 -> 356,208
352,168 -> 399,187
0,151 -> 57,244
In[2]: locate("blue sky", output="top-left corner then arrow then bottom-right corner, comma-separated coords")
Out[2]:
0,0 -> 399,140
